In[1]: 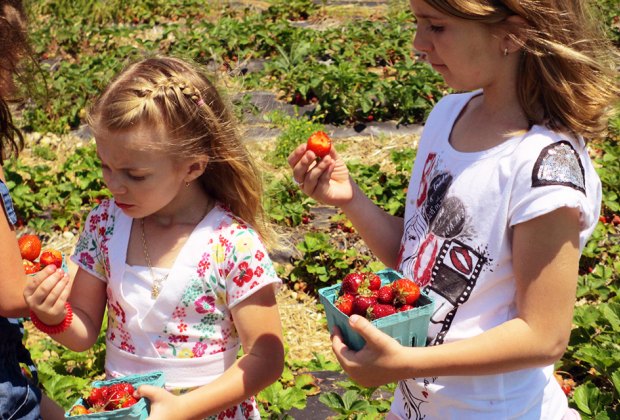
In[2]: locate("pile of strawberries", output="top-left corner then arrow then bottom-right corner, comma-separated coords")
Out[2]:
18,234 -> 63,274
334,272 -> 421,320
69,382 -> 139,416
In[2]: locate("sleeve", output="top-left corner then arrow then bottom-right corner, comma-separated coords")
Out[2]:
509,136 -> 602,250
0,179 -> 18,227
222,226 -> 281,309
70,200 -> 112,282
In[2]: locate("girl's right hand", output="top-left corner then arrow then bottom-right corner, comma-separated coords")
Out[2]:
23,265 -> 72,325
288,143 -> 355,207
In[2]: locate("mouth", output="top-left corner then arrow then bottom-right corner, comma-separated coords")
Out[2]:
115,201 -> 134,210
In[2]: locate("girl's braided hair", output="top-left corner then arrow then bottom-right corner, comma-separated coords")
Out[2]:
87,56 -> 275,245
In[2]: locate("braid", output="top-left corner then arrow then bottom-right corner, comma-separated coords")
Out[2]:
87,56 -> 277,246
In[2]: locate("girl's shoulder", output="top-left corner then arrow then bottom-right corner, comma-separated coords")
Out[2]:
514,125 -> 590,164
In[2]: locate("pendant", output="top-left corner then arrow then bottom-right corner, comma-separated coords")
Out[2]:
151,283 -> 160,300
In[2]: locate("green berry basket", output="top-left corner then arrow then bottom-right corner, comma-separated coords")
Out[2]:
64,371 -> 165,419
318,269 -> 435,351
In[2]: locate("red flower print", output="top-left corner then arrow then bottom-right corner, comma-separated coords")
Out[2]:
255,250 -> 264,261
99,226 -> 106,236
173,307 -> 186,319
195,295 -> 215,314
79,252 -> 95,268
101,212 -> 109,221
178,323 -> 187,333
197,256 -> 211,277
254,266 -> 264,277
192,342 -> 208,357
169,334 -> 189,343
233,262 -> 253,287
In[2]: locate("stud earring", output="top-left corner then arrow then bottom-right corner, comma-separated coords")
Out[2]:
185,181 -> 190,188
503,48 -> 509,56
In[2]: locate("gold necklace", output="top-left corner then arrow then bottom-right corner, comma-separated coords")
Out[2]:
140,202 -> 213,299
140,218 -> 169,299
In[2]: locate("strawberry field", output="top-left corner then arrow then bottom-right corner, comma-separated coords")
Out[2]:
6,0 -> 620,418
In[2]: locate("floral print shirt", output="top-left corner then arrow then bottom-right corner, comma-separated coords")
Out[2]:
71,199 -> 280,419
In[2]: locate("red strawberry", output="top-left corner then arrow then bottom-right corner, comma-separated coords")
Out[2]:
120,395 -> 138,408
40,249 -> 62,268
23,259 -> 41,275
367,303 -> 397,320
18,234 -> 42,262
392,278 -> 421,306
397,304 -> 415,312
87,386 -> 107,407
341,273 -> 365,295
307,131 -> 332,158
364,273 -> 382,291
352,295 -> 377,316
377,285 -> 395,304
335,293 -> 355,316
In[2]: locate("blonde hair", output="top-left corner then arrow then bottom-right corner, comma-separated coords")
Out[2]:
424,0 -> 619,141
0,0 -> 28,164
87,56 -> 275,245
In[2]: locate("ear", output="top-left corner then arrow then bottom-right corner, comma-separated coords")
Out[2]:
501,15 -> 528,55
184,159 -> 208,183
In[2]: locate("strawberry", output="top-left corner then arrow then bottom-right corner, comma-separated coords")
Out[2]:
335,293 -> 354,316
397,304 -> 415,312
120,395 -> 138,408
367,303 -> 396,320
364,273 -> 382,291
69,405 -> 90,415
377,285 -> 395,304
392,278 -> 421,306
306,131 -> 332,158
23,259 -> 41,275
18,234 -> 41,262
352,295 -> 377,316
40,249 -> 63,268
341,272 -> 365,295
86,386 -> 108,407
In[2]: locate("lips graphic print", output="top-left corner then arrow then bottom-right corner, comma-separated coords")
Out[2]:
449,246 -> 473,275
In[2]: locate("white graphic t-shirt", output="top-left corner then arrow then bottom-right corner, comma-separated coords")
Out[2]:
392,91 -> 601,419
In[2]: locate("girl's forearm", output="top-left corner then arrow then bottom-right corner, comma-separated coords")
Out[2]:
43,307 -> 102,352
177,348 -> 284,419
402,317 -> 568,380
340,183 -> 404,268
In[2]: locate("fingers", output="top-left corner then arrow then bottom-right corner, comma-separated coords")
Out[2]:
349,314 -> 398,349
24,266 -> 71,320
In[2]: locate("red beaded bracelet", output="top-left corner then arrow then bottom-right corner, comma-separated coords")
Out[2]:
29,302 -> 73,335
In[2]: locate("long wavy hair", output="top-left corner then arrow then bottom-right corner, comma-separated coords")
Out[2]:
424,0 -> 619,141
0,0 -> 28,165
87,56 -> 275,245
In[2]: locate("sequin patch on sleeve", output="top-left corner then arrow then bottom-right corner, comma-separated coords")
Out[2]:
531,141 -> 586,194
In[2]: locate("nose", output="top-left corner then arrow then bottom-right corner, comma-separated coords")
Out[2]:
413,28 -> 431,55
103,171 -> 126,196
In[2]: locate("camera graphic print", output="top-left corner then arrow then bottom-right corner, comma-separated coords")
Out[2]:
398,152 -> 488,347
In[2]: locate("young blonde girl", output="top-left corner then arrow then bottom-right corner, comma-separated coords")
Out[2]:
25,56 -> 284,419
288,0 -> 618,418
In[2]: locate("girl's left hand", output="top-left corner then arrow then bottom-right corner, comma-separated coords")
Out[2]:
137,385 -> 184,420
331,314 -> 409,388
